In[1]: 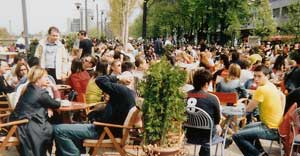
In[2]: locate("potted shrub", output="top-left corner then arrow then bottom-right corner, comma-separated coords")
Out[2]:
139,56 -> 187,156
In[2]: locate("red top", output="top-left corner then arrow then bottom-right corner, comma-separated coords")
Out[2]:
68,71 -> 91,102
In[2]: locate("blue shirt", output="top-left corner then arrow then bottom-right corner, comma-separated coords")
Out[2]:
44,41 -> 58,69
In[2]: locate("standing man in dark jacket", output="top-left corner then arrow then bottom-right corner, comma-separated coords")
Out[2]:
54,74 -> 136,156
284,49 -> 300,92
154,36 -> 163,57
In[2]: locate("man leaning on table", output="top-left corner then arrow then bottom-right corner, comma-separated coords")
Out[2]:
53,72 -> 137,156
232,65 -> 285,156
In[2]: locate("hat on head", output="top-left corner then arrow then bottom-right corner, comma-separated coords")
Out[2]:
249,54 -> 262,65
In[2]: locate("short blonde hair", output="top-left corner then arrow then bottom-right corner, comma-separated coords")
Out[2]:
27,66 -> 48,83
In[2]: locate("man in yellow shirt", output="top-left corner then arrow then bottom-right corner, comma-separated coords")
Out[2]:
232,65 -> 284,156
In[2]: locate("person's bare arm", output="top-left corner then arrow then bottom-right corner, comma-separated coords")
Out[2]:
246,99 -> 259,112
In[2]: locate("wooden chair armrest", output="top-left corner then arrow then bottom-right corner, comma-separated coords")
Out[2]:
0,101 -> 9,105
0,112 -> 10,118
0,119 -> 29,128
0,95 -> 7,98
93,121 -> 131,129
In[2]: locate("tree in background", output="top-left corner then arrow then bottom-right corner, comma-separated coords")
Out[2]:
251,0 -> 276,39
281,0 -> 300,42
0,27 -> 11,39
130,0 -> 251,45
108,0 -> 123,39
108,0 -> 138,45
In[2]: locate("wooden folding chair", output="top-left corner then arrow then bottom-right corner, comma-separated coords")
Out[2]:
83,106 -> 141,156
0,113 -> 29,151
0,93 -> 13,114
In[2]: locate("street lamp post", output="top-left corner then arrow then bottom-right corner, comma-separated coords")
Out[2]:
85,0 -> 88,32
75,0 -> 91,33
96,4 -> 99,37
75,2 -> 83,30
104,17 -> 107,37
100,11 -> 104,36
21,0 -> 29,50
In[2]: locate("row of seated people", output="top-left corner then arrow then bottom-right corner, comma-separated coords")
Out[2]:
1,64 -> 139,156
184,64 -> 300,156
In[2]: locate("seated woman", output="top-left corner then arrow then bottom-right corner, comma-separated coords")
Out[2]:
216,63 -> 247,99
109,60 -> 122,76
213,54 -> 230,85
68,58 -> 91,102
9,66 -> 61,156
85,60 -> 109,104
12,62 -> 29,87
186,69 -> 222,156
271,54 -> 285,83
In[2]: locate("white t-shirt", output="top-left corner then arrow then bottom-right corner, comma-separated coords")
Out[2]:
240,69 -> 254,86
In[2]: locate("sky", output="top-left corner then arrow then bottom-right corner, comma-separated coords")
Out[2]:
0,0 -> 111,35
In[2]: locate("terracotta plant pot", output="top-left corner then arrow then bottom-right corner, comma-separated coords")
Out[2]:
143,145 -> 183,156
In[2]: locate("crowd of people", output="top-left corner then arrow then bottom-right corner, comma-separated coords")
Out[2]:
1,25 -> 300,156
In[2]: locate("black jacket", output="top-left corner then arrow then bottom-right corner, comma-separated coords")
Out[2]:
95,75 -> 135,137
154,39 -> 163,55
185,90 -> 221,144
0,75 -> 14,94
0,76 -> 14,105
284,66 -> 300,92
9,83 -> 60,156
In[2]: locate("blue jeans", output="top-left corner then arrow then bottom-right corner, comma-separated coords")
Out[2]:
232,122 -> 279,156
54,124 -> 100,156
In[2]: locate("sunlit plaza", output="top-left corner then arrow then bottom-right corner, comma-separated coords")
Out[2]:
1,0 -> 300,156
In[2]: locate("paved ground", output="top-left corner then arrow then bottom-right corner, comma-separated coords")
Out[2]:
0,139 -> 281,156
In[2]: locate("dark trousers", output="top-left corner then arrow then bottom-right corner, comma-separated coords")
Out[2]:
46,68 -> 57,82
46,68 -> 62,84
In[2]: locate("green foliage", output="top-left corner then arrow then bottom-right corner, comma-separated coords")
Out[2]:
65,33 -> 78,53
130,14 -> 143,38
281,0 -> 300,42
130,0 -> 251,44
139,57 -> 187,146
27,38 -> 39,61
252,0 -> 277,39
108,0 -> 139,39
88,27 -> 107,40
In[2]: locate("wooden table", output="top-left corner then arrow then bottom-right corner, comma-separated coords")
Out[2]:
58,101 -> 87,112
56,84 -> 71,91
58,101 -> 87,123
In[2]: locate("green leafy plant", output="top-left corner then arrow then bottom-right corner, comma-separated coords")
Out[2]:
27,38 -> 39,61
139,56 -> 187,147
65,33 -> 78,53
